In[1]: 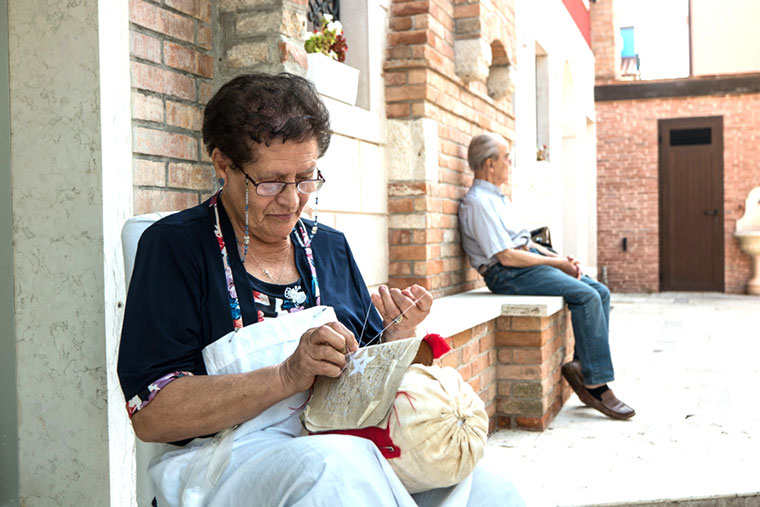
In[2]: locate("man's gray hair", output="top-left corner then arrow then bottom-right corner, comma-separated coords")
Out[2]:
467,133 -> 507,172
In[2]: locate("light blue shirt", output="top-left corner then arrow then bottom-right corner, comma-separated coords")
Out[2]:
458,179 -> 531,271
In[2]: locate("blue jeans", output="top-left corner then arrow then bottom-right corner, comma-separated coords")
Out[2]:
484,262 -> 614,385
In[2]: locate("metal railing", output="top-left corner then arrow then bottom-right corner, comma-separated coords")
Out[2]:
308,0 -> 340,28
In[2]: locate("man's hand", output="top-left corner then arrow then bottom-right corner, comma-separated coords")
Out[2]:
279,322 -> 358,393
555,257 -> 581,279
565,255 -> 583,279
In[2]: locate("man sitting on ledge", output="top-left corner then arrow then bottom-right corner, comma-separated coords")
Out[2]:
458,132 -> 635,421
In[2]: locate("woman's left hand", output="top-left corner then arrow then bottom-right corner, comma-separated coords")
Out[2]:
371,284 -> 433,342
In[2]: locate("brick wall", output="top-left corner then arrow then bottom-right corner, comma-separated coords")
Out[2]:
385,0 -> 517,297
440,309 -> 574,432
129,0 -> 216,214
596,93 -> 760,293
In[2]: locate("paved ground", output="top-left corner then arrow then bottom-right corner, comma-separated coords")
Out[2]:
484,292 -> 760,507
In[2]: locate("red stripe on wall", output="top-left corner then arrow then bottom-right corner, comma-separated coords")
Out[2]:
562,0 -> 591,48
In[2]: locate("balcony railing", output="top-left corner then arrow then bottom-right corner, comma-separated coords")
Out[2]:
308,0 -> 340,29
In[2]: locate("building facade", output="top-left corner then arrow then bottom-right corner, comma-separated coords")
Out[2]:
3,0 -> 597,503
593,0 -> 760,293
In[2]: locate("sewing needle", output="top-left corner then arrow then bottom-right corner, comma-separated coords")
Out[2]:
341,293 -> 427,374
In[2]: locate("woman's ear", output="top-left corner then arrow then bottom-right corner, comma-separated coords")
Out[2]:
211,148 -> 233,182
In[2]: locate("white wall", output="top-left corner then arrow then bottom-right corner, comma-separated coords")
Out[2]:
316,0 -> 391,290
513,0 -> 598,274
318,98 -> 388,289
616,0 -> 690,80
8,0 -> 134,504
691,0 -> 760,76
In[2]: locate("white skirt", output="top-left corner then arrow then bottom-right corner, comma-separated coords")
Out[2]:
151,425 -> 473,507
150,425 -> 524,507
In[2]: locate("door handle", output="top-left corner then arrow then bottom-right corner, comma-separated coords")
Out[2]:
703,209 -> 718,216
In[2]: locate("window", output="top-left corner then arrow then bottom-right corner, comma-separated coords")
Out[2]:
535,43 -> 550,161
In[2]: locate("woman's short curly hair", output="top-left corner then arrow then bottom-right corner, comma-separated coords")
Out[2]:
202,73 -> 331,168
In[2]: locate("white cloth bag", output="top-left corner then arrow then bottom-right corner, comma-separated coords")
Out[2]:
388,364 -> 488,493
149,306 -> 337,507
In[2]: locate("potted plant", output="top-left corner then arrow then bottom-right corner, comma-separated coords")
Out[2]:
304,14 -> 359,106
536,144 -> 549,162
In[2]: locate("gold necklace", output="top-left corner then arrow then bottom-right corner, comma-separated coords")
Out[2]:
248,240 -> 291,284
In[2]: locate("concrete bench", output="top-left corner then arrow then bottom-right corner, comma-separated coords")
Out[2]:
421,288 -> 574,431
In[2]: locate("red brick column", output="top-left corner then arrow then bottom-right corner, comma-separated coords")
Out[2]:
436,309 -> 574,432
129,0 -> 216,213
385,0 -> 516,297
590,0 -> 620,83
495,310 -> 574,430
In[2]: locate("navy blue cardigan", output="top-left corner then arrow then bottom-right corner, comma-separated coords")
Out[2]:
117,197 -> 382,406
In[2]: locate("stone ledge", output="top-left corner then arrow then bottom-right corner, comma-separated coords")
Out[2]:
419,287 -> 565,338
322,95 -> 385,145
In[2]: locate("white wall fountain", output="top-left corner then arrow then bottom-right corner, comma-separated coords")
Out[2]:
735,186 -> 760,295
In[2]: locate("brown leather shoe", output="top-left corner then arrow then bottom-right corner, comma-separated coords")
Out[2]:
561,361 -> 636,420
561,360 -> 592,405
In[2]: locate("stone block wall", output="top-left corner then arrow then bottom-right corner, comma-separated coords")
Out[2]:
129,0 -> 216,214
217,0 -> 308,80
596,92 -> 760,293
439,309 -> 574,432
384,0 -> 517,297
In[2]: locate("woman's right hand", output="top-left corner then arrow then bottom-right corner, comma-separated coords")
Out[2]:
279,322 -> 359,393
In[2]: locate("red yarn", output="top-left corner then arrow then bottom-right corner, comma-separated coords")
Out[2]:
311,420 -> 400,459
423,333 -> 451,358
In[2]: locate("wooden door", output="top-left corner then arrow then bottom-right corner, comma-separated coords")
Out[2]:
658,116 -> 724,291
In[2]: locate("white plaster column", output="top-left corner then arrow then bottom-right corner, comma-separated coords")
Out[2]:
99,1 -> 138,505
8,0 -> 133,504
0,0 -> 19,502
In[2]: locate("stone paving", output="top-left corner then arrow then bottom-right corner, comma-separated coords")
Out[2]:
484,292 -> 760,506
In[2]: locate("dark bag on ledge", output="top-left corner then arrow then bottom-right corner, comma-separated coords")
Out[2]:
530,226 -> 553,249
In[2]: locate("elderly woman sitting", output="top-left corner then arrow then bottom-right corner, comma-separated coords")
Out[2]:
117,73 -> 523,506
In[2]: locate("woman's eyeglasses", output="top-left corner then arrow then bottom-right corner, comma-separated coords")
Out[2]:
241,169 -> 325,197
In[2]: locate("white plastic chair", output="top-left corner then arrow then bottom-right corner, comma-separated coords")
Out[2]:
121,212 -> 177,507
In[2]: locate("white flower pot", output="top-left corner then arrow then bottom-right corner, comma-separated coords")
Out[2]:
305,52 -> 359,106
